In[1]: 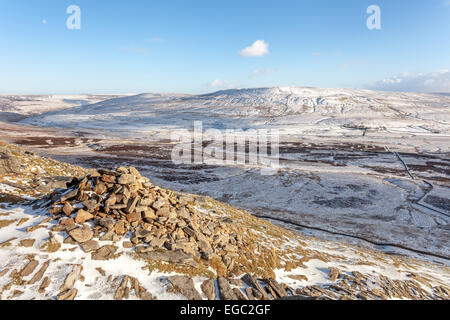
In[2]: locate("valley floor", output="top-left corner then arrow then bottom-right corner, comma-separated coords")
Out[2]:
1,121 -> 449,264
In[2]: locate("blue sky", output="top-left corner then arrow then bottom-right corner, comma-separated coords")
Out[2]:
0,0 -> 449,94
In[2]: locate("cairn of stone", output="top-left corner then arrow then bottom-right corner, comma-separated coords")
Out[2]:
46,167 -> 245,268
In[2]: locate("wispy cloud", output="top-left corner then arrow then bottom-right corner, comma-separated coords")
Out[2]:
366,70 -> 450,93
117,38 -> 162,55
145,37 -> 164,43
311,51 -> 342,58
250,68 -> 278,78
341,60 -> 369,68
208,79 -> 239,90
239,40 -> 269,57
117,46 -> 150,55
444,0 -> 450,6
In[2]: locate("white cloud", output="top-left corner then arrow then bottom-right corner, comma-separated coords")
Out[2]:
208,79 -> 239,90
239,40 -> 269,57
444,0 -> 450,6
367,70 -> 450,93
250,68 -> 278,78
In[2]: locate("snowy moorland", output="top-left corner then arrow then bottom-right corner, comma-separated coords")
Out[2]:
20,87 -> 450,139
0,141 -> 449,300
0,94 -> 127,121
1,87 -> 449,263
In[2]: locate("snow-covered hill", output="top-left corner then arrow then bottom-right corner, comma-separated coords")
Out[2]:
21,87 -> 450,136
198,87 -> 446,114
0,94 -> 127,119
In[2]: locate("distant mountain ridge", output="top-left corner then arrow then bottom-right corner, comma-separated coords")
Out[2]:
17,87 -> 450,134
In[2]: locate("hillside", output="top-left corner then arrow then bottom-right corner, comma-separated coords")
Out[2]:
0,95 -> 128,124
0,141 -> 449,300
0,140 -> 89,203
20,87 -> 450,138
2,87 -> 447,261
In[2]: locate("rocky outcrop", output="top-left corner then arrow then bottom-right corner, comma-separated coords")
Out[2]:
35,176 -> 74,193
167,275 -> 202,300
0,140 -> 89,202
0,146 -> 21,174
